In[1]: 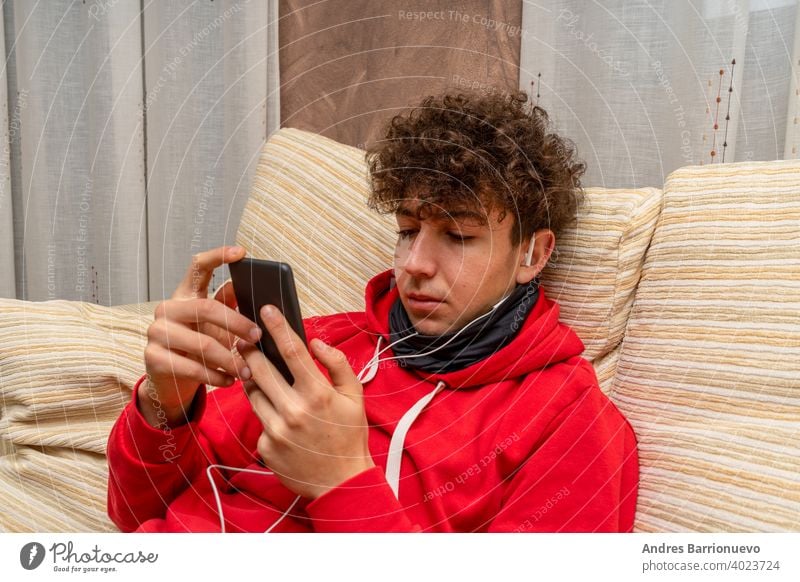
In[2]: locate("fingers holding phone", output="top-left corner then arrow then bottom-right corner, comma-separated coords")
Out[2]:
140,246 -> 261,428
174,247 -> 244,352
208,279 -> 240,351
142,298 -> 262,428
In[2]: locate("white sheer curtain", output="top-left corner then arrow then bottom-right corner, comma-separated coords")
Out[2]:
0,6 -> 13,300
1,0 -> 280,304
520,0 -> 800,188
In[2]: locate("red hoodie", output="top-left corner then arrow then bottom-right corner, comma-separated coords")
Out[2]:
107,270 -> 638,532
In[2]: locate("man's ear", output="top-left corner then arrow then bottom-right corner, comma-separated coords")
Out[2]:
516,229 -> 555,285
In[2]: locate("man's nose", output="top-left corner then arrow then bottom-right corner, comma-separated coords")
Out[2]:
398,231 -> 437,278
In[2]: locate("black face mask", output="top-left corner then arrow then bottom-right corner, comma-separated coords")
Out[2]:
388,281 -> 540,374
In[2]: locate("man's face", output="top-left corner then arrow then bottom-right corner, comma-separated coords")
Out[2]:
393,199 -> 525,336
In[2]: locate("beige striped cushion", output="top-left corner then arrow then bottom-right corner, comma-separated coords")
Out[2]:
236,128 -> 396,316
0,447 -> 117,532
0,299 -> 158,532
613,161 -> 800,532
540,187 -> 663,362
594,345 -> 621,395
237,128 -> 663,366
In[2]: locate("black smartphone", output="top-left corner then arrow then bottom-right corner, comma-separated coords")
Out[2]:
228,257 -> 307,384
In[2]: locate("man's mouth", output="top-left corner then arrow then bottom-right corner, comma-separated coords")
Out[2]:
405,292 -> 445,312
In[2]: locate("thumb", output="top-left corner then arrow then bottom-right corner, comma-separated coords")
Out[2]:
310,339 -> 361,396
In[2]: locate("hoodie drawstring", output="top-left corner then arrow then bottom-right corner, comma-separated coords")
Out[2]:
384,380 -> 446,499
357,336 -> 446,500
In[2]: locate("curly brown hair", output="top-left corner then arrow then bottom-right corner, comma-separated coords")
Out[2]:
366,90 -> 585,246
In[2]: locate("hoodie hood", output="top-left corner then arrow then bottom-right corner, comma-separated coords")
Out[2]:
363,270 -> 585,388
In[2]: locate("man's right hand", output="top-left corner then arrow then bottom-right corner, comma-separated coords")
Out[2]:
140,245 -> 262,428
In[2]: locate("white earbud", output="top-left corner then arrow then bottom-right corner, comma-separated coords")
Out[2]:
523,236 -> 535,267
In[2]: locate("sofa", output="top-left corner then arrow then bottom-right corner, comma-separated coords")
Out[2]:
1,128 -> 798,532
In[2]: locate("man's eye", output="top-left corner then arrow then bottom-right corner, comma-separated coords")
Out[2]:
396,229 -> 417,240
447,232 -> 474,242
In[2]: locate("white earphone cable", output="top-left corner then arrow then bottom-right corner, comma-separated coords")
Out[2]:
206,464 -> 301,534
358,290 -> 513,378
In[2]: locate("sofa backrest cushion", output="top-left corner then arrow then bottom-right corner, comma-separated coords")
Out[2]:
540,186 -> 663,363
613,161 -> 800,531
237,128 -> 663,365
236,128 -> 396,317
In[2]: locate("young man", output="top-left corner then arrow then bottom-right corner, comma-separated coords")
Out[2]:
107,90 -> 639,532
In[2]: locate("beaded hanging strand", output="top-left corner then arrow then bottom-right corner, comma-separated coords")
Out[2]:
722,59 -> 736,163
530,73 -> 541,106
702,77 -> 712,165
91,264 -> 98,304
793,57 -> 800,158
710,67 -> 725,163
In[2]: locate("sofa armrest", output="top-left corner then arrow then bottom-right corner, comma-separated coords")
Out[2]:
614,160 -> 800,532
0,298 -> 156,531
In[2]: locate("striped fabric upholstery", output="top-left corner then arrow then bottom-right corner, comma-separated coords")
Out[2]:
540,187 -> 663,365
613,161 -> 800,532
0,299 -> 158,531
594,345 -> 621,395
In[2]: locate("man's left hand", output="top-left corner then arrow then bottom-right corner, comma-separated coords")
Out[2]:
237,305 -> 375,500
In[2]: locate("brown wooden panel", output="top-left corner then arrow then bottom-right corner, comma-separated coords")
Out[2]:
279,0 -> 522,148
